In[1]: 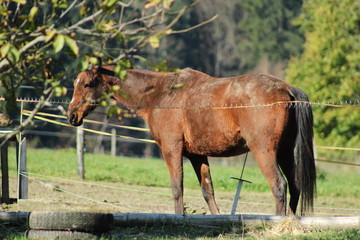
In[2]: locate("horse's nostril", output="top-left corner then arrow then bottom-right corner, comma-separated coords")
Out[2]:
69,113 -> 77,124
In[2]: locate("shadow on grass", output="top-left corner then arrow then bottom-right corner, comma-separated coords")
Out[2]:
1,223 -> 245,240
2,221 -> 360,239
111,223 -> 247,239
0,223 -> 27,240
110,224 -> 360,240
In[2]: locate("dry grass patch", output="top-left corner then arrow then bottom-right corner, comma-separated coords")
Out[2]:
248,216 -> 313,239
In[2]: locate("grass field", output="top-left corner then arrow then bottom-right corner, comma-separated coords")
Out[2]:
2,147 -> 360,239
6,148 -> 360,197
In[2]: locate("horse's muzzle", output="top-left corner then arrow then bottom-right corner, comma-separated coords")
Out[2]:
68,112 -> 83,126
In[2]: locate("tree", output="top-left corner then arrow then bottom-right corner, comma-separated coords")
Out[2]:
237,0 -> 304,74
285,0 -> 360,151
143,1 -> 241,77
0,0 -> 206,146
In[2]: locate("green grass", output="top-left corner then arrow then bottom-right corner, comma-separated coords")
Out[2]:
7,148 -> 360,198
7,147 -> 269,191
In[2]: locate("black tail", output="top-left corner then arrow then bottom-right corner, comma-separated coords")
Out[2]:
290,87 -> 316,216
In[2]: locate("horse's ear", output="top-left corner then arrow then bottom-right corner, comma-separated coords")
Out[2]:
95,57 -> 102,70
88,57 -> 102,73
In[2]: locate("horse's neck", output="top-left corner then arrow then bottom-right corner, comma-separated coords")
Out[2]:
109,69 -> 173,121
126,69 -> 169,89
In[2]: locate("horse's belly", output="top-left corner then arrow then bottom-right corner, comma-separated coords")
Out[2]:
184,130 -> 249,157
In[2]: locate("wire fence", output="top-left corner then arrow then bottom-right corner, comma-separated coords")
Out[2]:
20,109 -> 360,151
1,97 -> 360,216
15,171 -> 360,216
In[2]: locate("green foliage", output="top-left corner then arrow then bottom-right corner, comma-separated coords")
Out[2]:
285,0 -> 360,149
238,0 -> 304,71
0,0 -> 195,138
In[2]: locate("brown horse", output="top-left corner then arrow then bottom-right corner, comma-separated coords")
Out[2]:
67,65 -> 316,216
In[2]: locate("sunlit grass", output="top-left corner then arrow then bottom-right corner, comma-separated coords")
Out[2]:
7,147 -> 360,198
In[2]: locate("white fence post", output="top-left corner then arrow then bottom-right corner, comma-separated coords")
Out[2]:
76,125 -> 85,179
111,128 -> 116,157
18,137 -> 28,199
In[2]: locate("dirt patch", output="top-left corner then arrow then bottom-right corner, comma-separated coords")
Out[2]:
2,175 -> 274,214
2,176 -> 360,217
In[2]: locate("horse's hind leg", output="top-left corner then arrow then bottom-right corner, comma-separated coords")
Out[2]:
188,155 -> 220,215
251,147 -> 287,215
278,147 -> 300,215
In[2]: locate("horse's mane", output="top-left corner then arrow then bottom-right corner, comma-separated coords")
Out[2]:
85,66 -> 208,87
128,68 -> 175,78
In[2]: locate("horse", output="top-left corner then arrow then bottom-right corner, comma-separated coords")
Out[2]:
67,65 -> 316,216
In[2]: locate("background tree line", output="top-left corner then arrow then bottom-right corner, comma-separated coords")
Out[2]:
1,0 -> 358,160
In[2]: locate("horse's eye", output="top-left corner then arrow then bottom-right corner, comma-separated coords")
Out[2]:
84,83 -> 93,88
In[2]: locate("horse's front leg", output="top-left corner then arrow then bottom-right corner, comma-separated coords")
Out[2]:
162,144 -> 184,214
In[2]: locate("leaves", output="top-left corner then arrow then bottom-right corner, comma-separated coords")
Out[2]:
170,83 -> 186,90
145,0 -> 175,9
144,0 -> 162,9
149,35 -> 160,48
53,34 -> 79,55
53,34 -> 65,53
64,35 -> 79,56
45,29 -> 57,42
28,6 -> 38,22
114,58 -> 132,80
107,105 -> 122,118
147,29 -> 172,48
114,64 -> 127,80
285,0 -> 360,149
53,86 -> 67,97
0,0 -> 191,136
162,0 -> 175,9
51,0 -> 68,9
0,44 -> 20,63
12,0 -> 26,4
147,60 -> 179,72
8,46 -> 20,63
102,0 -> 118,8
0,43 -> 11,58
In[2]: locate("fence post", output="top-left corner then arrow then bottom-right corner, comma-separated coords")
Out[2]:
18,137 -> 28,199
143,122 -> 153,158
111,128 -> 116,157
77,125 -> 85,179
0,141 -> 9,203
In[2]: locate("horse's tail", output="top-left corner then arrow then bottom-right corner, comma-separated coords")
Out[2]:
290,87 -> 316,216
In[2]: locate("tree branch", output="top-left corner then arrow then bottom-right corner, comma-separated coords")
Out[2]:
171,14 -> 218,34
0,35 -> 47,71
58,0 -> 79,20
59,9 -> 104,34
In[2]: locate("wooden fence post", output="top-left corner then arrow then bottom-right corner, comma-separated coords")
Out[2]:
0,141 -> 10,203
76,125 -> 85,179
111,128 -> 116,157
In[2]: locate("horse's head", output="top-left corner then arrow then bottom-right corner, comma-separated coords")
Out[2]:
67,68 -> 106,126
